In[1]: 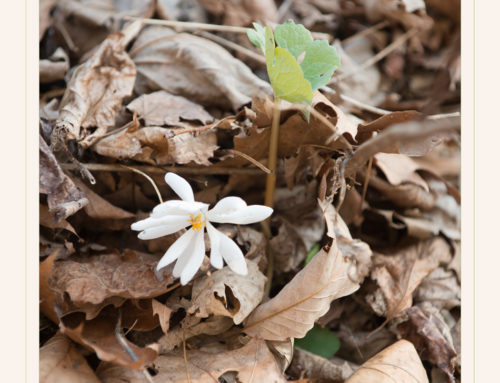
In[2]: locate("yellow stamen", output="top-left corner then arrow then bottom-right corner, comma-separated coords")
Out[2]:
188,213 -> 206,231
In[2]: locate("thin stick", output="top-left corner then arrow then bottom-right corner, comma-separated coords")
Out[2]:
341,21 -> 389,45
197,31 -> 266,64
60,163 -> 264,175
142,370 -> 155,383
123,16 -> 249,33
120,164 -> 163,203
322,85 -> 390,115
359,156 -> 373,213
333,28 -> 418,83
264,98 -> 281,208
224,149 -> 271,174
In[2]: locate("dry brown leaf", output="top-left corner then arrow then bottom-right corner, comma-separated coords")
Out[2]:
127,91 -> 213,126
398,306 -> 457,382
288,348 -> 357,382
267,338 -> 294,372
198,0 -> 276,26
345,339 -> 429,383
362,0 -> 433,32
365,237 -> 452,318
102,338 -> 287,383
152,299 -> 173,334
93,126 -> 218,166
130,26 -> 272,109
40,47 -> 70,83
40,332 -> 101,383
60,305 -> 158,370
414,268 -> 460,310
49,249 -> 174,306
53,22 -> 140,148
374,153 -> 429,191
156,0 -> 208,22
40,204 -> 77,235
243,203 -> 360,341
189,260 -> 266,324
40,0 -> 58,39
40,135 -> 88,221
356,111 -> 423,143
54,0 -> 154,56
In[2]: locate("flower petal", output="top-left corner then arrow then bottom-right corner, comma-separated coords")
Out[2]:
138,219 -> 189,240
180,230 -> 206,285
156,228 -> 197,270
151,200 -> 208,218
208,196 -> 247,217
207,204 -> 273,225
131,214 -> 189,231
206,222 -> 223,269
165,172 -> 195,202
214,227 -> 248,275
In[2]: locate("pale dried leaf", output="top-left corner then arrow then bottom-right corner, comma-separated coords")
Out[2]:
374,152 -> 429,191
40,47 -> 70,83
198,0 -> 276,26
39,135 -> 88,221
189,260 -> 266,324
345,339 -> 429,383
152,299 -> 173,334
40,333 -> 101,383
130,26 -> 272,109
244,203 -> 359,341
54,23 -> 138,147
49,249 -> 174,306
127,90 -> 213,126
267,339 -> 294,372
414,268 -> 460,310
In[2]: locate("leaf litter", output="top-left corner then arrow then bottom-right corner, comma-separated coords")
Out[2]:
40,1 -> 461,382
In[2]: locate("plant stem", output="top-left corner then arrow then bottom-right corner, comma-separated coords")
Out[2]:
263,97 -> 281,296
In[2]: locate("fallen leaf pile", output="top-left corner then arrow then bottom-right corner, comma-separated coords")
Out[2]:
40,1 -> 460,382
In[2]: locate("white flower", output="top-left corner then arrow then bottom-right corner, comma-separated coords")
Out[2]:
131,172 -> 273,285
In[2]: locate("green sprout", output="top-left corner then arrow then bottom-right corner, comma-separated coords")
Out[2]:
247,20 -> 340,118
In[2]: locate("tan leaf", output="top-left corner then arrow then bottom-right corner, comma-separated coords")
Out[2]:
127,91 -> 213,126
60,305 -> 158,370
345,339 -> 429,383
198,0 -> 276,26
356,111 -> 423,143
40,333 -> 101,383
152,299 -> 173,334
243,203 -> 360,341
40,47 -> 69,83
398,306 -> 457,381
49,249 -> 174,306
414,268 -> 461,310
365,237 -> 452,318
40,135 -> 88,221
54,22 -> 139,147
101,338 -> 287,383
374,152 -> 429,191
130,26 -> 272,109
40,204 -> 77,235
188,259 -> 266,324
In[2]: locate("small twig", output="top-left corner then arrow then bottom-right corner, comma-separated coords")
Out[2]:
60,163 -> 264,175
275,0 -> 295,22
123,16 -> 249,33
124,319 -> 138,336
142,370 -> 155,383
182,329 -> 192,383
223,149 -> 271,174
264,97 -> 281,208
197,31 -> 266,64
332,28 -> 418,83
359,156 -> 373,213
120,164 -> 163,204
341,21 -> 389,46
164,282 -> 181,294
322,85 -> 390,115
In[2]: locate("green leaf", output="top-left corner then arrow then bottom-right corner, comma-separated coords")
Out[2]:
300,40 -> 341,91
274,20 -> 313,60
295,324 -> 340,359
246,22 -> 266,53
268,47 -> 314,105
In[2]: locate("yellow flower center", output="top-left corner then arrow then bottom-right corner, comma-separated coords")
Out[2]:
188,213 -> 206,231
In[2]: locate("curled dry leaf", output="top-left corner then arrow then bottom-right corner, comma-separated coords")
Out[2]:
40,204 -> 77,235
40,47 -> 70,83
188,259 -> 266,324
414,267 -> 461,310
40,332 -> 101,383
243,203 -> 360,341
93,126 -> 218,166
267,338 -> 294,372
40,135 -> 88,221
130,26 -> 272,109
374,153 -> 429,191
288,348 -> 357,383
398,306 -> 457,382
356,111 -> 423,144
40,0 -> 57,39
198,0 -> 276,26
127,90 -> 213,126
100,338 -> 287,383
345,339 -> 429,383
60,305 -> 158,370
53,22 -> 139,148
365,236 -> 452,318
49,249 -> 174,307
